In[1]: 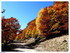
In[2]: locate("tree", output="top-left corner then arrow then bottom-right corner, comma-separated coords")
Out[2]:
2,17 -> 20,44
36,1 -> 68,36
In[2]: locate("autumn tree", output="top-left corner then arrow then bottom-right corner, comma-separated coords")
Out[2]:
2,17 -> 20,44
25,19 -> 36,38
36,1 -> 68,37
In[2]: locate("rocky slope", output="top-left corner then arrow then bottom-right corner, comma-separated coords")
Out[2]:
35,35 -> 68,52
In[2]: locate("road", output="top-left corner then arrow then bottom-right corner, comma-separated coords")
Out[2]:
9,42 -> 37,52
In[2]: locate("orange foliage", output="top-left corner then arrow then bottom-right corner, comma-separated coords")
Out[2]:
2,17 -> 20,43
36,1 -> 68,37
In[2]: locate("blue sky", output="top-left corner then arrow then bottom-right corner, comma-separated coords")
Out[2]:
2,1 -> 54,29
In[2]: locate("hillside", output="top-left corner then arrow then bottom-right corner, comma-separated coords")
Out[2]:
16,1 -> 68,42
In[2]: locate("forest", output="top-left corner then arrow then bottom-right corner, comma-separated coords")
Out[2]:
2,1 -> 68,51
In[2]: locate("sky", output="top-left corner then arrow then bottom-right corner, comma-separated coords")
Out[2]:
2,1 -> 54,29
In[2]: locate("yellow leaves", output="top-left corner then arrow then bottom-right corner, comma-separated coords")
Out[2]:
38,8 -> 46,14
36,17 -> 41,33
15,35 -> 18,40
38,8 -> 48,18
62,14 -> 67,16
47,9 -> 50,13
50,22 -> 60,31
